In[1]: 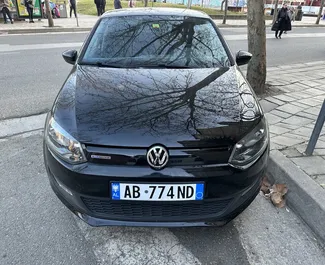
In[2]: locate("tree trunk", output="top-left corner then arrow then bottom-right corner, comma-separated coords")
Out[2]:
222,0 -> 228,24
316,0 -> 325,24
144,0 -> 148,7
246,0 -> 266,95
187,0 -> 192,9
272,0 -> 279,24
221,0 -> 224,11
45,0 -> 54,27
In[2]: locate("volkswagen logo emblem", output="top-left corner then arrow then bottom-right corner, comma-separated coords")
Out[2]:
147,145 -> 169,170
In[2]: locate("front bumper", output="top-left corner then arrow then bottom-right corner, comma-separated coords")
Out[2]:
44,143 -> 269,227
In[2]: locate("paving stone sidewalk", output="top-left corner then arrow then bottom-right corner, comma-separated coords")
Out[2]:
259,61 -> 325,190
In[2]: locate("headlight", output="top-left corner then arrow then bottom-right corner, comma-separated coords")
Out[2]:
229,117 -> 269,170
45,116 -> 87,164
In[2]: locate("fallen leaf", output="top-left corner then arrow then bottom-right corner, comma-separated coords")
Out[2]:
272,184 -> 288,196
260,177 -> 288,208
261,184 -> 270,194
271,192 -> 286,208
270,192 -> 282,204
261,176 -> 272,194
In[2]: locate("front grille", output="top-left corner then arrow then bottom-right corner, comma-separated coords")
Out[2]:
81,197 -> 232,221
85,145 -> 232,167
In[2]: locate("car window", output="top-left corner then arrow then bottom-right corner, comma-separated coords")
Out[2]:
81,15 -> 231,68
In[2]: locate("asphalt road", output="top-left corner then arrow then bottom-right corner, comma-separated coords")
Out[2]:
1,131 -> 325,265
1,27 -> 325,120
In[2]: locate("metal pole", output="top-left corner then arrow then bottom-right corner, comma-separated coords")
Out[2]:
305,99 -> 325,156
75,2 -> 79,27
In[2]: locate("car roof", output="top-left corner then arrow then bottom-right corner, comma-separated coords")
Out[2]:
101,7 -> 211,19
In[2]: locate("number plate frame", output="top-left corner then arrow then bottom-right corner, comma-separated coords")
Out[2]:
110,182 -> 205,201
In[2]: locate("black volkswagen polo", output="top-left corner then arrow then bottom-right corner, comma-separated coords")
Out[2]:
43,8 -> 269,227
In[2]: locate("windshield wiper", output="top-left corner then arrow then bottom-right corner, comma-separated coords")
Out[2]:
95,62 -> 125,68
139,63 -> 191,69
80,61 -> 124,68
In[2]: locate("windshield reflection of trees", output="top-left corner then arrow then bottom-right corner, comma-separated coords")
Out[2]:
86,16 -> 230,68
56,16 -> 259,143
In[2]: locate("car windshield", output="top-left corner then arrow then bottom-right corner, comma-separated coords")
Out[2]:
80,15 -> 230,68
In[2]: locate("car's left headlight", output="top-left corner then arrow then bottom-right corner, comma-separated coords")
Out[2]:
229,117 -> 269,170
45,116 -> 87,164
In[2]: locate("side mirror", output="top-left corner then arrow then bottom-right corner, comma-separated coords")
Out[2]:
62,50 -> 78,65
236,50 -> 252,66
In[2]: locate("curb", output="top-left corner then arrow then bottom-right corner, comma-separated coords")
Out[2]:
267,150 -> 325,246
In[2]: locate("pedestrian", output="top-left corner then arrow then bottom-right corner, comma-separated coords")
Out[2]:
114,0 -> 122,9
272,4 -> 291,39
94,0 -> 104,16
24,0 -> 34,23
101,0 -> 106,14
128,0 -> 135,8
0,0 -> 14,24
291,7 -> 295,22
284,7 -> 293,34
69,0 -> 77,18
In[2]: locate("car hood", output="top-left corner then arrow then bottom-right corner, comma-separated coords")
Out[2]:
52,65 -> 261,148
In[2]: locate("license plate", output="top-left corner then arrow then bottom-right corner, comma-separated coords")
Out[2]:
111,183 -> 204,201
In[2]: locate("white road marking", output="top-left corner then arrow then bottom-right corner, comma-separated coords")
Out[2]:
0,42 -> 83,52
75,217 -> 201,265
0,31 -> 89,37
0,113 -> 47,138
0,51 -> 20,55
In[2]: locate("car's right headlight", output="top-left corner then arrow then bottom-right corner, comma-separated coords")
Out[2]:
229,117 -> 269,170
45,116 -> 87,164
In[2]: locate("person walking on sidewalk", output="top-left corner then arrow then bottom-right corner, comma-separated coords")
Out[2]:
290,7 -> 295,22
114,0 -> 122,9
101,0 -> 106,14
94,0 -> 105,16
272,4 -> 291,39
0,0 -> 14,24
128,0 -> 135,7
24,0 -> 34,23
69,0 -> 77,18
284,7 -> 291,34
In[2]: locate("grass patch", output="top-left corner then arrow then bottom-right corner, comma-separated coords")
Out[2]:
77,0 -> 241,16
